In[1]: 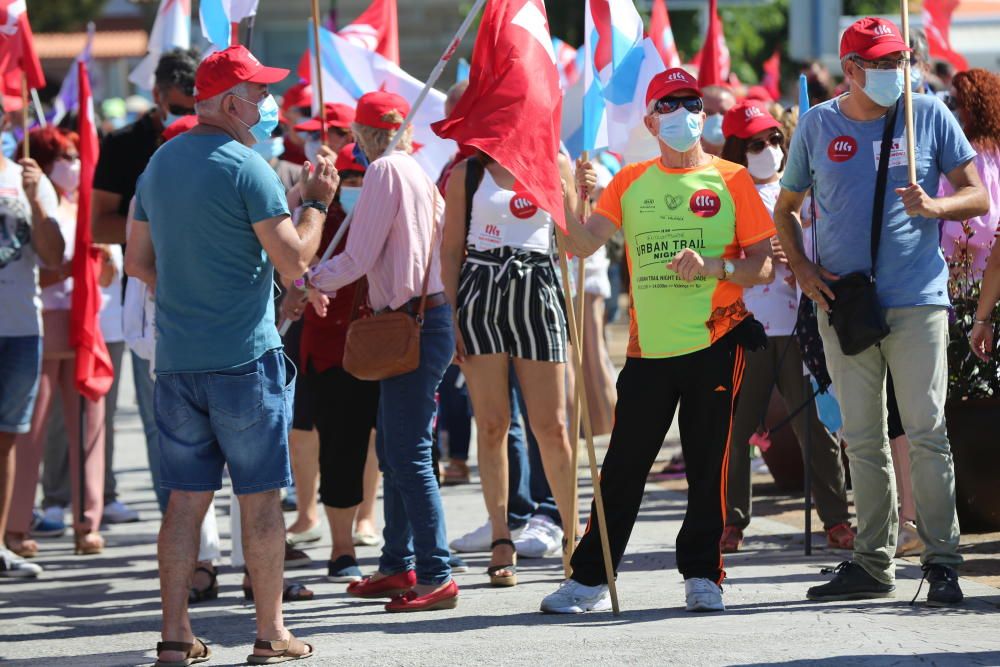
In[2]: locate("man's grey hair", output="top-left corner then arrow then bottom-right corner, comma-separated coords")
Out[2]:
194,81 -> 251,116
910,28 -> 929,64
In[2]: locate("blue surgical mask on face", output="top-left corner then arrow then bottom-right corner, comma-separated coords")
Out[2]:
1,131 -> 16,159
910,66 -> 924,93
339,186 -> 362,214
253,136 -> 285,162
862,68 -> 905,107
235,94 -> 280,144
702,113 -> 725,145
352,142 -> 371,169
657,109 -> 703,153
164,112 -> 185,128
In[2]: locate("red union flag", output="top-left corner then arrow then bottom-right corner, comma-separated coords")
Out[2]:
432,0 -> 565,230
0,0 -> 45,94
71,61 -> 113,401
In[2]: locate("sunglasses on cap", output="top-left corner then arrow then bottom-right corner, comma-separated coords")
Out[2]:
653,96 -> 704,115
747,132 -> 784,154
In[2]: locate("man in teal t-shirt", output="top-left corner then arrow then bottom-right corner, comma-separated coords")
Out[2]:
125,45 -> 338,664
774,17 -> 988,607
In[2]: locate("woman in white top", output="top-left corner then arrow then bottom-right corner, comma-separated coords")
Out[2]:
442,151 -> 579,587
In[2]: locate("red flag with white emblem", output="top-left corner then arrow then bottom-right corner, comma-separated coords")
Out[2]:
71,61 -> 113,401
0,0 -> 46,94
431,0 -> 564,230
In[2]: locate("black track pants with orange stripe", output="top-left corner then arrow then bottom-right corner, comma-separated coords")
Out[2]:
570,337 -> 746,587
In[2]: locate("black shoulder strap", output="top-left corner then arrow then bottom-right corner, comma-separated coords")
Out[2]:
870,99 -> 900,277
464,157 -> 485,237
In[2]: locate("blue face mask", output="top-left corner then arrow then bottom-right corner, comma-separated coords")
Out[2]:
164,111 -> 188,128
702,113 -> 725,145
352,142 -> 371,169
253,136 -> 284,162
235,94 -> 280,144
910,66 -> 924,93
1,130 -> 16,159
657,109 -> 703,153
862,68 -> 905,107
339,186 -> 362,214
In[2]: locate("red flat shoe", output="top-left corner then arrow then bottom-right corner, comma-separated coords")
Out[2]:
385,580 -> 459,613
346,570 -> 417,599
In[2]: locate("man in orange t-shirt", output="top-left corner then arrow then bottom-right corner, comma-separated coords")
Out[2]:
540,69 -> 775,615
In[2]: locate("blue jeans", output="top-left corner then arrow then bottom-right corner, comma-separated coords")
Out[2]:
154,349 -> 293,495
438,364 -> 471,461
376,303 -> 454,585
131,352 -> 170,513
0,335 -> 42,434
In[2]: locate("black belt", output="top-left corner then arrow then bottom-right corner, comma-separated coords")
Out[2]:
387,292 -> 447,316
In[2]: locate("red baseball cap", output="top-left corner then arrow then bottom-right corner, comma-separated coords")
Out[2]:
745,85 -> 773,102
281,82 -> 313,113
645,68 -> 701,108
335,143 -> 367,173
840,17 -> 911,61
355,91 -> 410,130
722,101 -> 780,140
195,45 -> 289,102
294,103 -> 356,132
162,114 -> 200,142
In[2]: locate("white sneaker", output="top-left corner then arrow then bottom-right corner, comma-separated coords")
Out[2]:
449,520 -> 524,553
102,501 -> 139,524
540,579 -> 612,614
685,578 -> 725,612
515,515 -> 564,558
0,548 -> 42,579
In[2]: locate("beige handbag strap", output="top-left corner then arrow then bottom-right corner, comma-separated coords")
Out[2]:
414,187 -> 440,323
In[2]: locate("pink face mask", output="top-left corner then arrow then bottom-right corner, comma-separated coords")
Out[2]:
49,158 -> 81,194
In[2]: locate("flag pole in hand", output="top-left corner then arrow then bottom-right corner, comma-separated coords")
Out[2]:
310,0 -> 329,146
901,0 -> 917,184
278,0 -> 489,336
555,231 -> 621,616
21,74 -> 29,159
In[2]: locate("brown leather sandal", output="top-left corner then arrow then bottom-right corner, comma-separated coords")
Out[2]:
246,632 -> 315,664
153,637 -> 211,667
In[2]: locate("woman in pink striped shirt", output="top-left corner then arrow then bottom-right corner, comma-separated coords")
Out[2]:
309,92 -> 458,613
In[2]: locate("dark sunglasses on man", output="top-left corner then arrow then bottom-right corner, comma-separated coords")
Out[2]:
167,104 -> 196,116
747,131 -> 784,154
653,96 -> 704,115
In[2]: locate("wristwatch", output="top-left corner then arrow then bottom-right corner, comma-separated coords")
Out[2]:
301,199 -> 328,214
721,259 -> 736,280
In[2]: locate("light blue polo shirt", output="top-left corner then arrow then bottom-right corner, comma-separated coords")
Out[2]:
134,132 -> 289,373
781,93 -> 976,308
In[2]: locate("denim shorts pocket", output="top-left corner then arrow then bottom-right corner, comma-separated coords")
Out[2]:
207,366 -> 264,432
154,376 -> 193,431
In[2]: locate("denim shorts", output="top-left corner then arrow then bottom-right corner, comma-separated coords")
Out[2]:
0,336 -> 43,434
154,348 -> 294,495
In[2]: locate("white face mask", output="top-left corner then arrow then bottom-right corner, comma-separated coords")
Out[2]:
746,145 -> 783,180
49,158 -> 81,194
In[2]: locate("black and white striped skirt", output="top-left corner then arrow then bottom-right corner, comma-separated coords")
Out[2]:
456,247 -> 568,363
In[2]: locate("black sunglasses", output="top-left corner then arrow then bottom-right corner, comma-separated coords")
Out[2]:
168,104 -> 196,116
747,132 -> 784,154
653,96 -> 703,115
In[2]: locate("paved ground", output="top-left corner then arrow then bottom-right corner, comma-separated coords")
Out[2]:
3,354 -> 1000,667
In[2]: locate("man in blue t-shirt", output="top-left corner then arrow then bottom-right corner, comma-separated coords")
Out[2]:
775,17 -> 988,607
125,46 -> 338,663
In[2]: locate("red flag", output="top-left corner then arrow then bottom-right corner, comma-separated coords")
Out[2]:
695,0 -> 729,88
297,0 -> 400,82
923,0 -> 968,72
431,0 -> 564,230
0,0 -> 45,93
760,50 -> 781,101
71,61 -> 113,401
649,0 -> 680,68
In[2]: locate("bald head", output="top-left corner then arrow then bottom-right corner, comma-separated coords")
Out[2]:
445,80 -> 469,117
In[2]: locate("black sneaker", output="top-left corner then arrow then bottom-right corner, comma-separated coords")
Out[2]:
807,561 -> 896,601
920,564 -> 964,607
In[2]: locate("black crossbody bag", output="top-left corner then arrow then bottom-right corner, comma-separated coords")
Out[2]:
819,99 -> 899,356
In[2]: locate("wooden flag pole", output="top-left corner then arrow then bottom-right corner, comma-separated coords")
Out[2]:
555,231 -> 620,616
900,0 -> 917,184
310,1 -> 329,146
21,74 -> 29,159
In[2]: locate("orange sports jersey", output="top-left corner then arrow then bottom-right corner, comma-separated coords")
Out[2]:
595,156 -> 775,358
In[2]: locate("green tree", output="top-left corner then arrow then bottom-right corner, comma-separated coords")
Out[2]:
28,0 -> 110,33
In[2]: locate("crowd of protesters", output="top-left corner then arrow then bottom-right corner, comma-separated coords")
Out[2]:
1,13 -> 999,665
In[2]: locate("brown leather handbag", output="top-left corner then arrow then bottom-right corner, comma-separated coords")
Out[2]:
342,207 -> 439,382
